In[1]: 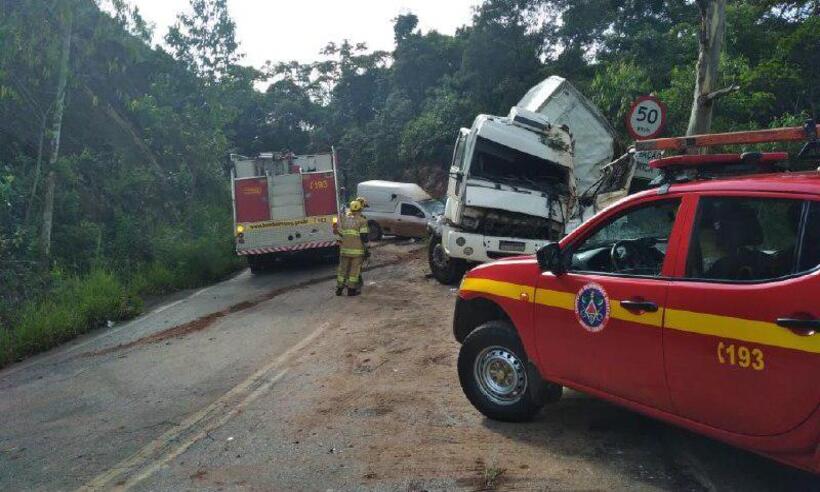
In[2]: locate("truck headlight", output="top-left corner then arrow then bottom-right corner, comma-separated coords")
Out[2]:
236,224 -> 245,234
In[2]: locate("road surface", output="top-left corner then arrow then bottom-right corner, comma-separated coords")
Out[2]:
0,242 -> 815,491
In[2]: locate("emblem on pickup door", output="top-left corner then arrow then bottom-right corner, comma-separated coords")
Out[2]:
575,283 -> 610,332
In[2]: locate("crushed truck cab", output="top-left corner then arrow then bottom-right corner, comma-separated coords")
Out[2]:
429,76 -> 632,285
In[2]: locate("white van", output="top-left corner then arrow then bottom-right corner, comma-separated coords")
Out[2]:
356,181 -> 444,240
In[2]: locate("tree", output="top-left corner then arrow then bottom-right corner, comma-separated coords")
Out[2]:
165,0 -> 242,83
687,0 -> 735,136
40,3 -> 74,258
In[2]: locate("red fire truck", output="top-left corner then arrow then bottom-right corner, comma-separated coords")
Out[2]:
231,151 -> 342,272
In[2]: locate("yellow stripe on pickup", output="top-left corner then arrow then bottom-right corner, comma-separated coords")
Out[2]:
533,288 -> 574,311
460,278 -> 535,302
665,309 -> 820,354
459,278 -> 819,354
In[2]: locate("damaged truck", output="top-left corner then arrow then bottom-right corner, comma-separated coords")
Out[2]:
428,76 -> 641,284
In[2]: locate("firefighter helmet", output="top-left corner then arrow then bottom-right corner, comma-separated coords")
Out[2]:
349,200 -> 363,212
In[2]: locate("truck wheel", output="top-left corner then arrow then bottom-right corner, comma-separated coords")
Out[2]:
368,221 -> 383,242
428,235 -> 467,284
247,255 -> 270,274
458,321 -> 557,422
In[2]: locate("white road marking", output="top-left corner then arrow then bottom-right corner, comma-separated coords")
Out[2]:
149,298 -> 185,315
78,320 -> 333,491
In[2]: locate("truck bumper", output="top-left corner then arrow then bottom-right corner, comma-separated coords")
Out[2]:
441,226 -> 547,263
237,240 -> 337,255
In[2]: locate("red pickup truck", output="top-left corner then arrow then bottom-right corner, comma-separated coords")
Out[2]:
453,126 -> 820,473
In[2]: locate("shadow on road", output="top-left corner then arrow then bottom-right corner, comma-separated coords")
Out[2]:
480,393 -> 817,491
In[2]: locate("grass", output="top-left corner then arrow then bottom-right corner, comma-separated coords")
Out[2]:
0,237 -> 244,368
481,462 -> 507,490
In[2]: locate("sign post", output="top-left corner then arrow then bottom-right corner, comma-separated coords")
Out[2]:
626,95 -> 667,140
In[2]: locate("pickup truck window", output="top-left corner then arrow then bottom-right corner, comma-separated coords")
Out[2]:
685,197 -> 803,282
401,203 -> 425,218
569,200 -> 680,277
799,201 -> 820,272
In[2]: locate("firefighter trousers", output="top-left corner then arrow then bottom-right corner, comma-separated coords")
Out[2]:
337,255 -> 364,290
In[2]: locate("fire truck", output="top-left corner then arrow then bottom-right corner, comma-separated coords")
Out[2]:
230,151 -> 342,273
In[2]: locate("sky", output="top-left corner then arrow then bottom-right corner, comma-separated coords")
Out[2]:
132,0 -> 482,69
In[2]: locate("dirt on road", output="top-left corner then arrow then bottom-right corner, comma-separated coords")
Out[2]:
4,243 -> 813,491
133,252 -> 811,492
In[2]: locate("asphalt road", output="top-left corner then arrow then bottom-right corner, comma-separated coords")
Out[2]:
0,242 -> 816,491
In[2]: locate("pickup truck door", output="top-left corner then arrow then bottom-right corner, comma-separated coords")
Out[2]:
395,202 -> 428,238
534,198 -> 684,410
663,195 -> 820,436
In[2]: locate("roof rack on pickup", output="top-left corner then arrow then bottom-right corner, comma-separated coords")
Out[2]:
635,120 -> 819,156
636,120 -> 819,192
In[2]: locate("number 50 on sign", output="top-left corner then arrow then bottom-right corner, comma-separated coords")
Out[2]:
626,95 -> 667,140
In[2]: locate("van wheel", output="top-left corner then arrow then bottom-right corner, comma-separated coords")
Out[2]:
458,321 -> 557,422
368,221 -> 383,242
428,235 -> 467,284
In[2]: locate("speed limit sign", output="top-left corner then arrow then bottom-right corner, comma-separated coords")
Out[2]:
626,95 -> 667,140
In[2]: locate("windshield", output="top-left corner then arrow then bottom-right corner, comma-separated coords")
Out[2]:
418,199 -> 445,216
469,136 -> 569,193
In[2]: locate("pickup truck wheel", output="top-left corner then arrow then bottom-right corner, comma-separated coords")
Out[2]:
367,221 -> 383,242
428,236 -> 467,285
458,321 -> 547,422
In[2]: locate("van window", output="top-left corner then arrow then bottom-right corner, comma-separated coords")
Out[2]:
685,197 -> 803,282
401,204 -> 425,218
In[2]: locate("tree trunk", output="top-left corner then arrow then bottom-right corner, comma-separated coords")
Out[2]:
25,112 -> 49,225
40,5 -> 73,258
686,0 -> 727,137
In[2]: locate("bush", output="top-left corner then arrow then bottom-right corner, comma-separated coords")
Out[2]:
1,269 -> 140,366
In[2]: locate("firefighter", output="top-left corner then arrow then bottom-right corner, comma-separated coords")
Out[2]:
335,199 -> 370,296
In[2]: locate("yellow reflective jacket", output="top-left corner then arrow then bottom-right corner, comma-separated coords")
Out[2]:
337,212 -> 369,256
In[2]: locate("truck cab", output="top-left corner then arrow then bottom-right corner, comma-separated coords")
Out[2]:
429,76 -> 624,284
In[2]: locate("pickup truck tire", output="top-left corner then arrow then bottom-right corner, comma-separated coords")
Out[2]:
428,235 -> 467,285
367,221 -> 383,242
458,321 -> 548,422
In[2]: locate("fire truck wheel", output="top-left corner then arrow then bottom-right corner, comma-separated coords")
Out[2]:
458,321 -> 552,422
368,221 -> 383,242
247,255 -> 269,274
428,236 -> 467,285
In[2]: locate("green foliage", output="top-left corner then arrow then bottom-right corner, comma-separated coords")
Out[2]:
0,269 -> 138,367
0,0 -> 817,367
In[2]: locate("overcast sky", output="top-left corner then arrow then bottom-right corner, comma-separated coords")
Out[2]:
132,0 -> 481,68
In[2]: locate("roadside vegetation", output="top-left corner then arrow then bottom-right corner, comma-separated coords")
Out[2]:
0,0 -> 816,367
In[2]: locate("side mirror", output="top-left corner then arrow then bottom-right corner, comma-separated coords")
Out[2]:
536,242 -> 564,274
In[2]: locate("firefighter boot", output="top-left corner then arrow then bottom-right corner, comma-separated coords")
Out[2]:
347,288 -> 360,297
336,286 -> 345,296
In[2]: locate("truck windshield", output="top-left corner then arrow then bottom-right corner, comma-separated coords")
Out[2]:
418,199 -> 444,216
470,137 -> 569,193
